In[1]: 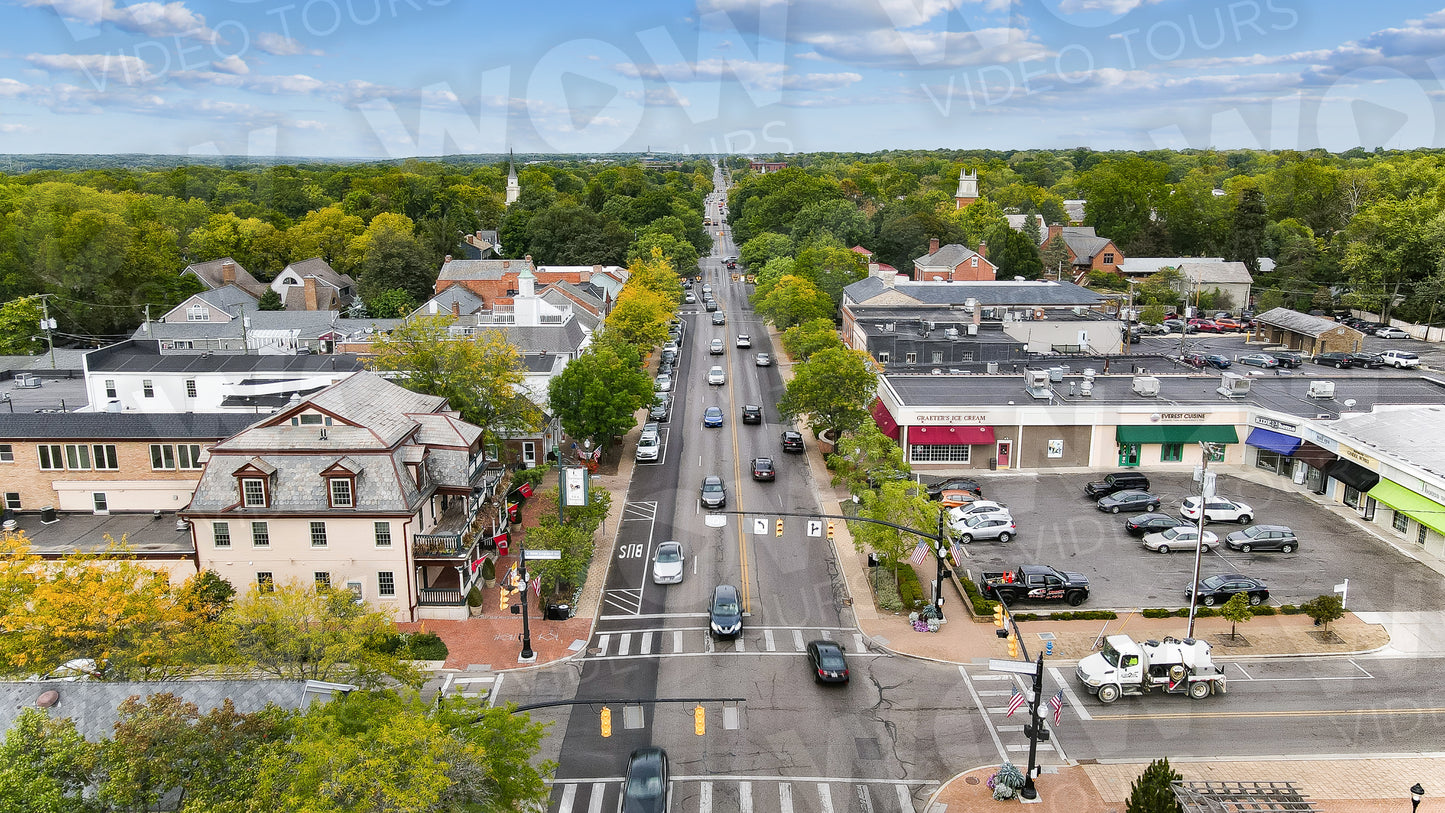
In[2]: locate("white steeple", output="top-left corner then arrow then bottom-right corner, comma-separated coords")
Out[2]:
954,169 -> 978,209
505,149 -> 520,206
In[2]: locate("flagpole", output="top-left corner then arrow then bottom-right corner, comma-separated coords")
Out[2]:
1020,652 -> 1045,801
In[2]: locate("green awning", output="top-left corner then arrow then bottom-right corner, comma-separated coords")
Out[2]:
1115,425 -> 1240,444
1368,478 -> 1445,535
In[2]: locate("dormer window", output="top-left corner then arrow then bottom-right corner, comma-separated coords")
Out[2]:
329,478 -> 354,508
187,305 -> 209,322
322,457 -> 361,508
233,457 -> 277,509
241,477 -> 268,507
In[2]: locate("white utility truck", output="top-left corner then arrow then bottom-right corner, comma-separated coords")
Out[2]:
1075,635 -> 1227,703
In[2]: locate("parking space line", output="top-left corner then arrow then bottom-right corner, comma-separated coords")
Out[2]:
854,633 -> 866,653
817,782 -> 834,813
596,634 -> 609,656
1231,662 -> 1254,680
699,781 -> 711,813
1350,659 -> 1374,679
587,782 -> 606,813
792,630 -> 805,650
895,784 -> 913,811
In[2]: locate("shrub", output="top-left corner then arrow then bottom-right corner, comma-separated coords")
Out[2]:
1142,608 -> 1172,619
1253,605 -> 1277,616
1046,610 -> 1118,621
480,557 -> 496,582
1279,604 -> 1303,615
895,564 -> 927,608
958,576 -> 997,617
1301,594 -> 1345,630
404,632 -> 448,661
1126,757 -> 1183,813
466,584 -> 484,608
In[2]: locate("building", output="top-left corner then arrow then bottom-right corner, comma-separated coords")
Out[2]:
749,161 -> 787,174
954,169 -> 979,209
184,372 -> 504,621
269,258 -> 357,312
843,308 -> 1028,369
1006,214 -> 1047,244
1044,225 -> 1124,281
913,238 -> 997,282
1326,408 -> 1445,558
180,258 -> 266,299
461,230 -> 500,260
1250,308 -> 1364,356
137,300 -> 401,356
505,150 -> 521,205
1175,261 -> 1254,312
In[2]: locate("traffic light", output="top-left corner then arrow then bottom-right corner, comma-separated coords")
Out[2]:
600,706 -> 612,738
775,518 -> 784,537
500,588 -> 508,611
826,521 -> 836,540
1007,633 -> 1019,658
693,704 -> 706,736
993,604 -> 1005,628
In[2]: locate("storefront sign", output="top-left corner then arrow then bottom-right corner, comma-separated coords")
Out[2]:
1341,446 -> 1379,470
1253,415 -> 1299,434
1301,427 -> 1338,453
915,414 -> 989,424
1157,412 -> 1207,422
1047,440 -> 1064,458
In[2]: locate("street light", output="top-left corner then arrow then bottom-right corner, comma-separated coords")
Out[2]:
1186,441 -> 1221,639
1412,783 -> 1425,812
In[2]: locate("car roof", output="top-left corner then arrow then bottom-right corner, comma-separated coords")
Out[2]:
702,475 -> 722,485
704,406 -> 722,414
713,584 -> 738,600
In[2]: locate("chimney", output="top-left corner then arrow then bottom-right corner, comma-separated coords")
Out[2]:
503,260 -> 510,269
444,254 -> 452,263
929,237 -> 940,255
977,241 -> 988,259
868,262 -> 880,278
304,277 -> 319,311
221,261 -> 236,285
1047,224 -> 1063,242
451,300 -> 461,317
476,231 -> 483,239
587,264 -> 601,282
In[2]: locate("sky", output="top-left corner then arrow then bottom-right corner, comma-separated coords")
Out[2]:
0,0 -> 1444,158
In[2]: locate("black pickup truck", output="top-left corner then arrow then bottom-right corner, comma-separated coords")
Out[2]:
981,565 -> 1090,606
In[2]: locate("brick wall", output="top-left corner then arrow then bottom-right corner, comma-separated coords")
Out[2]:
0,440 -> 207,513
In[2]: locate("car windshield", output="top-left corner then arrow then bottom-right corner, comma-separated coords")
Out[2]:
713,599 -> 739,615
1200,575 -> 1227,589
656,546 -> 680,563
818,650 -> 845,669
1100,640 -> 1122,667
626,773 -> 663,798
1161,527 -> 1186,540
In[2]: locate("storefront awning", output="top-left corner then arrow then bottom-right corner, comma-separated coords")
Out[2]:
1369,479 -> 1445,535
1323,459 -> 1380,492
871,399 -> 900,441
1115,425 -> 1240,445
1246,428 -> 1302,456
1291,442 -> 1338,470
909,425 -> 996,446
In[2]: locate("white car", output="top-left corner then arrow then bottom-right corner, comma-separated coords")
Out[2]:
1375,326 -> 1410,339
1181,496 -> 1254,524
1142,526 -> 1218,554
736,334 -> 751,348
652,541 -> 684,584
635,430 -> 661,463
655,374 -> 672,393
948,501 -> 1011,526
707,366 -> 726,385
1379,349 -> 1421,368
755,353 -> 772,367
952,513 -> 1015,543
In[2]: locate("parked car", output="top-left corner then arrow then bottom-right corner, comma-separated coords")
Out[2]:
1379,350 -> 1421,369
751,457 -> 775,481
1182,351 -> 1208,368
1203,354 -> 1232,369
1137,322 -> 1169,335
736,334 -> 751,348
709,338 -> 725,355
1236,353 -> 1279,368
937,489 -> 983,507
707,366 -> 726,385
1125,512 -> 1187,536
708,584 -> 742,638
702,406 -> 724,428
927,477 -> 984,499
635,430 -> 661,463
1097,490 -> 1160,514
1313,352 -> 1354,368
700,475 -> 727,508
741,404 -> 762,424
1189,319 -> 1222,333
1347,351 -> 1383,369
1163,318 -> 1195,333
948,500 -> 1011,524
755,353 -> 773,367
952,512 -> 1016,543
780,430 -> 805,452
806,639 -> 849,684
655,373 -> 673,392
1270,351 -> 1303,368
621,747 -> 670,813
1376,326 -> 1410,339
1187,573 -> 1269,606
1085,471 -> 1151,498
652,541 -> 684,584
1224,525 -> 1299,553
1181,496 -> 1253,524
649,396 -> 671,422
1142,526 -> 1218,554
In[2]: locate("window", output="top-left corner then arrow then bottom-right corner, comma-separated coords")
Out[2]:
92,492 -> 108,513
1103,252 -> 1115,264
177,445 -> 202,470
970,257 -> 979,267
213,521 -> 231,548
256,572 -> 274,593
64,445 -> 91,470
37,445 -> 62,470
0,444 -> 11,463
91,445 -> 118,470
1160,443 -> 1184,462
905,352 -> 917,364
374,521 -> 392,547
909,444 -> 972,463
1418,524 -> 1429,546
185,379 -> 197,398
295,413 -> 329,425
251,521 -> 269,547
3,492 -> 19,510
150,444 -> 176,470
314,571 -> 331,590
187,304 -> 210,322
329,478 -> 353,508
241,478 -> 267,507
1393,512 -> 1409,533
104,379 -> 117,399
309,521 -> 328,547
877,352 -> 890,362
378,571 -> 396,597
931,352 -> 944,364
142,380 -> 154,398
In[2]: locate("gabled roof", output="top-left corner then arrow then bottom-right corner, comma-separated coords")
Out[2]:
438,257 -> 535,281
283,285 -> 340,311
1005,214 -> 1047,244
1177,261 -> 1254,285
412,413 -> 483,448
186,285 -> 259,315
296,372 -> 447,444
914,244 -> 985,270
412,287 -> 487,319
541,281 -> 603,317
1056,227 -> 1113,262
0,412 -> 257,440
490,320 -> 591,355
283,257 -> 355,290
181,258 -> 265,297
1253,307 -> 1358,338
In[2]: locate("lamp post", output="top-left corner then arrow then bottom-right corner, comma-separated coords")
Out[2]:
518,537 -> 535,662
1186,441 -> 1221,638
1412,783 -> 1425,812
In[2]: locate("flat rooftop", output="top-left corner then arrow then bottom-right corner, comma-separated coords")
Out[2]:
1,375 -> 90,413
86,340 -> 367,375
15,511 -> 195,558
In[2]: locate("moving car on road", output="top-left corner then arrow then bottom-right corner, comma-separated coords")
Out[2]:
755,353 -> 772,366
621,747 -> 670,813
700,475 -> 726,508
741,404 -> 762,424
751,457 -> 775,481
736,334 -> 751,348
707,366 -> 726,385
780,430 -> 804,452
806,639 -> 849,684
702,406 -> 724,428
651,541 -> 684,584
709,338 -> 724,355
709,584 -> 743,638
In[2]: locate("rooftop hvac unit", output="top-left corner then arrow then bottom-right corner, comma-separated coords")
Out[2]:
1048,366 -> 1065,382
882,323 -> 894,332
1083,368 -> 1096,380
986,361 -> 999,374
1216,372 -> 1251,398
1307,380 -> 1336,399
1025,369 -> 1052,400
1132,376 -> 1160,397
1079,380 -> 1093,396
964,298 -> 977,310
945,327 -> 959,338
967,324 -> 979,336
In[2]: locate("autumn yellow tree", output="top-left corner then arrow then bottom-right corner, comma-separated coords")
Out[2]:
625,246 -> 685,308
604,286 -> 671,350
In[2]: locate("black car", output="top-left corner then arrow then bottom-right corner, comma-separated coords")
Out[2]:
926,477 -> 984,500
1187,573 -> 1269,607
1314,352 -> 1354,368
741,404 -> 762,424
1347,351 -> 1383,369
700,475 -> 726,508
1203,354 -> 1232,369
1097,489 -> 1160,514
1270,351 -> 1303,368
621,747 -> 670,813
1224,525 -> 1299,553
806,639 -> 849,683
712,312 -> 726,325
709,584 -> 743,638
1085,471 -> 1151,498
649,396 -> 671,422
1125,512 -> 1186,536
751,457 -> 775,481
780,430 -> 805,453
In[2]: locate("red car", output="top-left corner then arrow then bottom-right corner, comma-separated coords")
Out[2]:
1188,319 -> 1222,333
1213,317 -> 1242,331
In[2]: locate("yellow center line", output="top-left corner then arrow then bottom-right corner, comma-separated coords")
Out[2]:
1091,707 -> 1445,721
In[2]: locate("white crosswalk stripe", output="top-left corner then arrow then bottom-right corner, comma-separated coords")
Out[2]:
739,780 -> 753,813
584,626 -> 871,662
549,778 -> 927,813
763,629 -> 775,651
817,782 -> 834,813
617,634 -> 630,656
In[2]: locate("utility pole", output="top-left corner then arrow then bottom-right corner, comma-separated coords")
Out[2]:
1123,281 -> 1136,355
1186,442 -> 1220,638
39,294 -> 56,369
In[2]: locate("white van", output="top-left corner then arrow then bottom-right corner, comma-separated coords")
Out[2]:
636,430 -> 661,462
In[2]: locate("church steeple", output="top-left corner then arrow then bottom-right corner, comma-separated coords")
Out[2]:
954,168 -> 978,209
505,149 -> 520,206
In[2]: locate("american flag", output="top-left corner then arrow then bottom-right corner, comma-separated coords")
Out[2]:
908,541 -> 929,566
1006,688 -> 1025,718
1049,690 -> 1064,725
950,541 -> 966,564
530,577 -> 541,596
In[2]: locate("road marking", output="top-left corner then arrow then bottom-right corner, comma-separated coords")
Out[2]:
640,632 -> 652,655
779,783 -> 793,813
699,781 -> 711,813
1231,662 -> 1253,680
596,634 -> 609,656
598,612 -> 709,621
820,629 -> 833,641
739,780 -> 752,813
617,634 -> 630,656
737,636 -> 746,652
977,690 -> 1012,696
558,783 -> 575,810
673,630 -> 683,653
587,782 -> 605,813
958,666 -> 1009,763
704,634 -> 714,654
818,782 -> 834,813
895,784 -> 914,811
996,724 -> 1024,732
1048,666 -> 1092,722
857,783 -> 875,813
1091,707 -> 1445,721
793,630 -> 805,650
1006,744 -> 1054,752
973,674 -> 1010,681
854,633 -> 866,653
764,629 -> 775,651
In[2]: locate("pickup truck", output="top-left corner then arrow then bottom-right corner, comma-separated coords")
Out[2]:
980,565 -> 1089,606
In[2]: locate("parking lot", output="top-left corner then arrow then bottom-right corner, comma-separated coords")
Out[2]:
1133,332 -> 1444,376
949,471 -> 1445,613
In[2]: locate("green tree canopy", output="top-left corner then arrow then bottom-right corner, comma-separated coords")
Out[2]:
780,317 -> 843,361
547,341 -> 653,449
984,224 -> 1044,280
754,274 -> 836,329
778,345 -> 876,437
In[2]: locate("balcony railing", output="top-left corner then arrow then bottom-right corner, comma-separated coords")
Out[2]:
412,533 -> 468,558
417,587 -> 463,606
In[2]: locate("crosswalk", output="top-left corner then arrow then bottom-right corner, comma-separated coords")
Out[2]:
587,626 -> 870,661
958,667 -> 1069,766
550,776 -> 934,813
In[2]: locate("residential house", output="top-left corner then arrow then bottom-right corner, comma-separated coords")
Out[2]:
1250,308 -> 1364,355
134,310 -> 402,356
181,258 -> 266,299
850,246 -> 898,277
461,230 -> 500,260
913,238 -> 997,282
1062,200 -> 1086,224
269,258 -> 357,312
1175,261 -> 1254,313
183,372 -> 502,621
1006,214 -> 1048,244
1044,225 -> 1124,281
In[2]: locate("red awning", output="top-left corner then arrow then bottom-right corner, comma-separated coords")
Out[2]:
871,399 -> 900,440
908,425 -> 996,446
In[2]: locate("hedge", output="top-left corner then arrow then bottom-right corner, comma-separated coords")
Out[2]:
959,575 -> 997,617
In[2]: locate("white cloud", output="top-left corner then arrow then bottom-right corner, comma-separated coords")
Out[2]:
1056,0 -> 1163,14
782,71 -> 863,91
211,55 -> 248,75
20,0 -> 213,39
255,31 -> 320,57
0,78 -> 33,98
26,52 -> 153,84
624,87 -> 691,107
0,123 -> 35,133
802,26 -> 1049,68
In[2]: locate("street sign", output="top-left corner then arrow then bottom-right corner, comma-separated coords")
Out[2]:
525,549 -> 562,560
988,658 -> 1039,676
807,520 -> 822,538
753,518 -> 768,535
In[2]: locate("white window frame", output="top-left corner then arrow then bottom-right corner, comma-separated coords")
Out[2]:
0,444 -> 12,463
185,379 -> 197,399
92,492 -> 108,514
374,521 -> 392,547
187,305 -> 210,322
329,478 -> 354,508
37,444 -> 62,470
91,444 -> 118,471
177,444 -> 203,470
150,444 -> 177,470
378,571 -> 396,597
142,380 -> 155,398
4,492 -> 20,510
104,379 -> 117,399
309,521 -> 328,548
213,521 -> 231,548
241,477 -> 267,507
256,572 -> 274,593
251,521 -> 270,547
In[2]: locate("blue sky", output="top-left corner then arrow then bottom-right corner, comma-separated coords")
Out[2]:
0,0 -> 1443,158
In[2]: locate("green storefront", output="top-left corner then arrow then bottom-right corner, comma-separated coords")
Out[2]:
1367,478 -> 1445,540
1114,425 -> 1239,467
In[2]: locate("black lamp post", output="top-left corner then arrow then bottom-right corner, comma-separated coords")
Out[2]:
518,538 -> 535,662
1412,783 -> 1425,812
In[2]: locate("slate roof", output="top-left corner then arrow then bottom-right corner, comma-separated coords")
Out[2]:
1178,261 -> 1253,285
0,680 -> 312,741
413,413 -> 483,448
283,257 -> 355,290
1062,200 -> 1086,223
295,372 -> 447,446
190,447 -> 421,513
0,412 -> 256,439
438,258 -> 534,281
541,287 -> 600,330
843,278 -> 1106,308
1057,227 -> 1112,262
85,340 -> 369,374
413,287 -> 487,318
1253,307 -> 1357,337
182,258 -> 265,297
283,286 -> 340,311
914,243 -> 984,270
188,285 -> 259,314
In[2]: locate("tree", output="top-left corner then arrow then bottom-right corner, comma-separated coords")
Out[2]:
1138,268 -> 1186,308
1140,304 -> 1166,326
287,205 -> 365,272
365,287 -> 418,318
522,204 -> 629,266
984,225 -> 1044,280
790,244 -> 867,305
1301,594 -> 1345,632
790,199 -> 872,248
1219,592 -> 1254,640
604,286 -> 671,351
216,582 -> 423,689
1039,233 -> 1072,280
0,707 -> 97,813
367,316 -> 541,452
547,342 -> 653,450
1075,157 -> 1171,251
0,295 -> 44,355
827,420 -> 908,497
778,346 -> 876,437
628,230 -> 699,278
754,274 -> 836,329
256,289 -> 283,310
1226,187 -> 1267,275
780,317 -> 843,361
1125,757 -> 1182,813
738,232 -> 793,271
357,225 -> 432,304
856,481 -> 939,595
